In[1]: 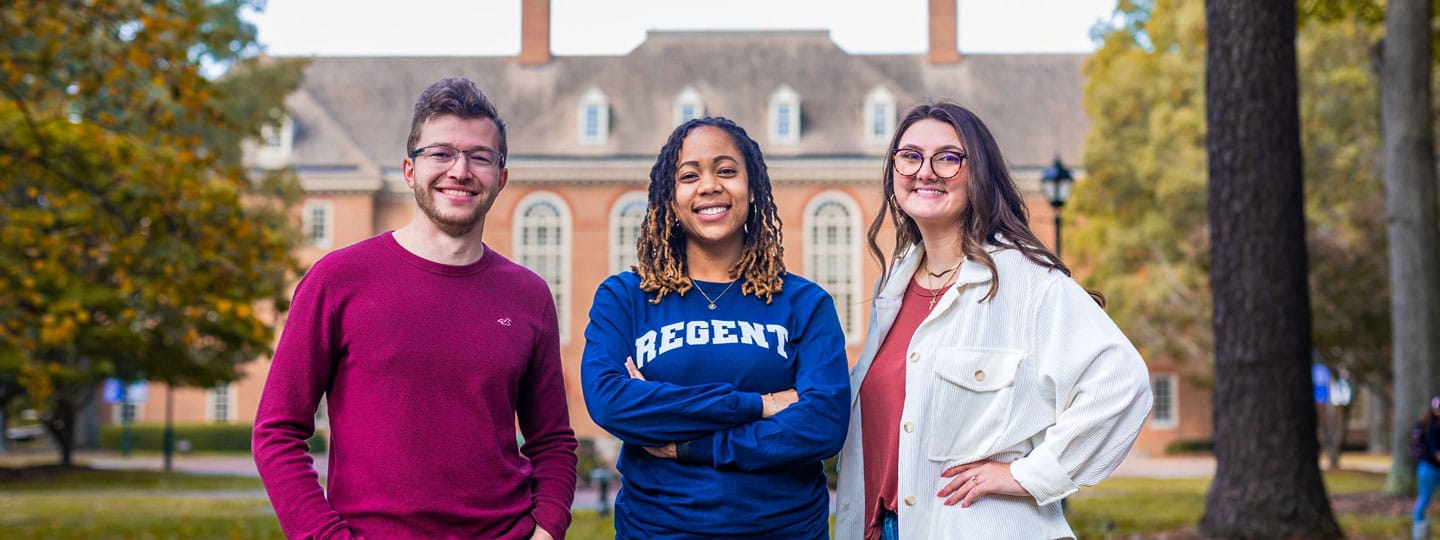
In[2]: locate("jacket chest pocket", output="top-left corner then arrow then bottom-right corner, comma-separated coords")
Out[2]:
924,348 -> 1024,461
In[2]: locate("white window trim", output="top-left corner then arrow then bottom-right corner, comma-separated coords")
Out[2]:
205,383 -> 238,424
256,115 -> 294,168
863,87 -> 897,143
513,191 -> 573,344
111,401 -> 145,425
577,88 -> 610,145
768,85 -> 801,144
673,86 -> 706,126
803,192 -> 863,344
609,191 -> 649,275
1151,373 -> 1179,430
302,199 -> 334,249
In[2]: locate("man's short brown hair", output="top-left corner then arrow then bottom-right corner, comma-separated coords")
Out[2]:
406,77 -> 508,164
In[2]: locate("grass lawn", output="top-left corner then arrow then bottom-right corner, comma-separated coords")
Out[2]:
0,466 -> 1413,539
1067,470 -> 1410,539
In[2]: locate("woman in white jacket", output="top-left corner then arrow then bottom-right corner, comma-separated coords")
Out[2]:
834,102 -> 1152,540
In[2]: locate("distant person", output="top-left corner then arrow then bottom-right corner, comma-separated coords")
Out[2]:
580,117 -> 850,538
834,102 -> 1152,539
253,77 -> 577,539
1413,396 -> 1440,540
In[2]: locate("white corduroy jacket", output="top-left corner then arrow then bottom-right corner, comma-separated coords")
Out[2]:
834,244 -> 1152,540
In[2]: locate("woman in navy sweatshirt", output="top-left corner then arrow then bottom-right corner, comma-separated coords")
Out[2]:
581,117 -> 850,539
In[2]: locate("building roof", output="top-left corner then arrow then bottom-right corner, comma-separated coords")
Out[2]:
280,30 -> 1089,174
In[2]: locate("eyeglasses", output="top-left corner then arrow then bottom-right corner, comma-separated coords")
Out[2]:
891,148 -> 966,179
409,144 -> 505,171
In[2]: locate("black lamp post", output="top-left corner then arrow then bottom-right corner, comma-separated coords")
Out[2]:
1039,157 -> 1075,259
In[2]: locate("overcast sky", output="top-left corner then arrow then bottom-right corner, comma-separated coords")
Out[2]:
248,0 -> 1119,57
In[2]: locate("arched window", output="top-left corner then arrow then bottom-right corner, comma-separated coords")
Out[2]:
673,86 -> 706,126
768,85 -> 801,143
577,88 -> 610,145
863,87 -> 897,143
610,192 -> 648,274
804,193 -> 862,342
514,192 -> 573,342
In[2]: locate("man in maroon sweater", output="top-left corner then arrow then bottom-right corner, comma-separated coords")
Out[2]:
253,77 -> 578,539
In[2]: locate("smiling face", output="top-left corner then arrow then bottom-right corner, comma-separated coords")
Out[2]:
893,118 -> 969,228
402,114 -> 508,237
671,125 -> 751,256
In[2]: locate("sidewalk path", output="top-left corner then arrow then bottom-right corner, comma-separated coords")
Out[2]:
87,453 -> 321,478
61,449 -> 1395,512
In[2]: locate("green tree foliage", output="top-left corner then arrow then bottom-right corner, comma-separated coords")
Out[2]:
1072,0 -> 1211,376
0,0 -> 306,465
1299,17 -> 1391,403
1076,0 -> 1393,388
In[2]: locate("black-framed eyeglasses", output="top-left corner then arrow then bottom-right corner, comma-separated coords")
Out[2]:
409,144 -> 505,171
891,148 -> 966,179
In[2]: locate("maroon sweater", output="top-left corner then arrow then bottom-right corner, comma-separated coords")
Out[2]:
254,232 -> 577,539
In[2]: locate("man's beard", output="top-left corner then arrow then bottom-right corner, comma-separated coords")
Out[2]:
414,184 -> 485,237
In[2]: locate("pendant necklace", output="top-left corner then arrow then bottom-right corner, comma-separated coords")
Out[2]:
692,278 -> 738,310
923,262 -> 960,310
928,275 -> 956,310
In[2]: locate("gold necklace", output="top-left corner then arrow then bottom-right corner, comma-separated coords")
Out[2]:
917,268 -> 959,310
927,276 -> 955,310
692,279 -> 738,310
923,254 -> 963,279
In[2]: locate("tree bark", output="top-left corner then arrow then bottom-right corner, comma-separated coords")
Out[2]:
1368,378 -> 1391,454
1378,0 -> 1440,497
1201,0 -> 1343,537
1324,403 -> 1352,470
44,396 -> 78,468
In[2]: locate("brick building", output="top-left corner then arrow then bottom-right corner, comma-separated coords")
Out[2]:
105,0 -> 1222,458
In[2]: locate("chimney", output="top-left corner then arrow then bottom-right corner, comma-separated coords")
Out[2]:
928,0 -> 961,64
519,0 -> 551,65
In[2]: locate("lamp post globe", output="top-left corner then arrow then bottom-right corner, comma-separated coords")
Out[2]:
1039,157 -> 1075,258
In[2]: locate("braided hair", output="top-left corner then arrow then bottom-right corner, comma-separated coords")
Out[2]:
636,117 -> 786,304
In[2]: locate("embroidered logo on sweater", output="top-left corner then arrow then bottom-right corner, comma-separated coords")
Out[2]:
497,318 -> 513,327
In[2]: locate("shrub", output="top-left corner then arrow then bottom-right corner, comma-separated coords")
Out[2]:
1164,438 -> 1213,455
99,424 -> 326,454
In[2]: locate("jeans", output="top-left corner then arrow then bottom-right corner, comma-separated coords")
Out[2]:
880,508 -> 899,540
1417,460 -> 1440,522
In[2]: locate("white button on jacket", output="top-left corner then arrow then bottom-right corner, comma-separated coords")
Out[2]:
834,243 -> 1152,540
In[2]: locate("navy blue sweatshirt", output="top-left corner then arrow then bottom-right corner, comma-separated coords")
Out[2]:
581,272 -> 850,539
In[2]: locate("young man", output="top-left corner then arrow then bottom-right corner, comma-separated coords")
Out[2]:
254,77 -> 577,540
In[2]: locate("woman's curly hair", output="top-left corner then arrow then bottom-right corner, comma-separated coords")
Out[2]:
635,117 -> 786,304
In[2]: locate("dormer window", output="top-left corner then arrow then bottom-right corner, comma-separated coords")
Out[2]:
578,88 -> 610,145
673,86 -> 706,126
257,114 -> 294,167
768,85 -> 801,144
863,87 -> 897,143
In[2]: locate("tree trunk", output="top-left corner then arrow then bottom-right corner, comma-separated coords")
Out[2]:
1378,0 -> 1440,497
44,395 -> 80,468
1325,403 -> 1352,470
1201,0 -> 1343,537
1368,378 -> 1391,454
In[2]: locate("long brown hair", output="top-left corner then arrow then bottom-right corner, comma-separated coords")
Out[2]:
636,117 -> 786,304
866,102 -> 1102,306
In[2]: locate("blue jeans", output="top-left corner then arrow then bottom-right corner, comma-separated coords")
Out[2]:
1417,460 -> 1440,522
880,508 -> 899,540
